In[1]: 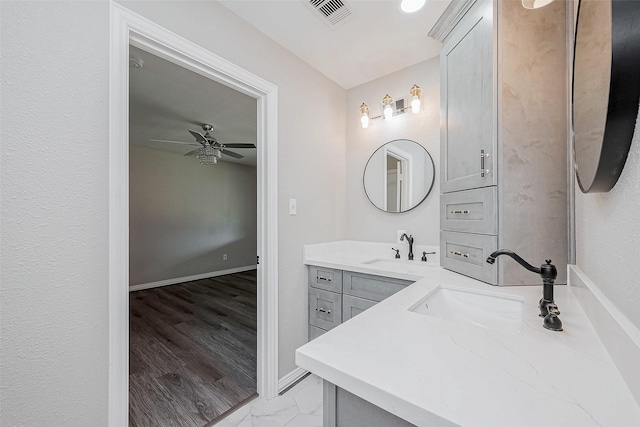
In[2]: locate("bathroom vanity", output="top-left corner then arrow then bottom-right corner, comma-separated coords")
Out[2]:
308,266 -> 414,340
298,241 -> 640,426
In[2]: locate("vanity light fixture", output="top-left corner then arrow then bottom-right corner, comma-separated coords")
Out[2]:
382,94 -> 395,120
521,0 -> 555,9
359,84 -> 423,128
410,84 -> 422,114
400,0 -> 426,13
359,103 -> 371,128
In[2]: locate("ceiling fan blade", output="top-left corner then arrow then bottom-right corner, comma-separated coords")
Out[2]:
222,143 -> 256,149
188,130 -> 208,145
184,149 -> 199,157
222,149 -> 244,159
149,139 -> 200,146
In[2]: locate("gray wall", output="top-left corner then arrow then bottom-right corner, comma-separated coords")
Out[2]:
1,2 -> 110,425
129,145 -> 257,286
345,58 -> 441,245
0,1 -> 346,425
575,112 -> 640,329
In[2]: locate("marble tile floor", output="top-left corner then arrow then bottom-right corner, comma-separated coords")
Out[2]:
212,374 -> 323,427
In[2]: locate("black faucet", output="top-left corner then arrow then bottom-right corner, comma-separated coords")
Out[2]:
421,251 -> 436,262
486,249 -> 563,332
400,233 -> 414,260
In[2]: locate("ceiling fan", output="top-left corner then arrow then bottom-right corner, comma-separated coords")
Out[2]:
149,124 -> 256,165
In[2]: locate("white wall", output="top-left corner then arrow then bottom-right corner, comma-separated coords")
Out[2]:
575,112 -> 640,329
0,2 -> 110,425
346,58 -> 440,245
129,145 -> 257,286
1,0 -> 346,424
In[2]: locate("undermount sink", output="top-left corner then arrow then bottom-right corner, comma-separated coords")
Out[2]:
409,286 -> 524,334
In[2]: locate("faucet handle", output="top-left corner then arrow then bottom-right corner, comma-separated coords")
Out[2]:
392,248 -> 400,259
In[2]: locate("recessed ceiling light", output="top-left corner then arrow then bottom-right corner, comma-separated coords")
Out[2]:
400,0 -> 426,14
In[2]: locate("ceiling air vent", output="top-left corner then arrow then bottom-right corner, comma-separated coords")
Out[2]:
306,0 -> 355,29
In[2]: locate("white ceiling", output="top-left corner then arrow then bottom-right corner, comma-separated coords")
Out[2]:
219,0 -> 451,89
129,45 -> 258,167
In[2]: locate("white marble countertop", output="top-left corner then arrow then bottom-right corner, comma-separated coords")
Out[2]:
296,241 -> 640,427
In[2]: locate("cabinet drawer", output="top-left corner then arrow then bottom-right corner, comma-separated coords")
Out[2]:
440,231 -> 497,285
309,287 -> 342,331
342,294 -> 377,322
308,325 -> 326,341
441,187 -> 497,235
342,271 -> 413,302
308,266 -> 343,292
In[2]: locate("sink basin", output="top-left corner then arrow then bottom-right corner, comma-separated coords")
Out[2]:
362,258 -> 438,269
409,286 -> 524,334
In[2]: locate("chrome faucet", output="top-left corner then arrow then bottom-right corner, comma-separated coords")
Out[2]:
486,249 -> 562,331
400,233 -> 414,260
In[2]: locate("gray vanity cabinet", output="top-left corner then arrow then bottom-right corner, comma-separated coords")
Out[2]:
308,266 -> 413,340
440,0 -> 495,194
432,0 -> 569,285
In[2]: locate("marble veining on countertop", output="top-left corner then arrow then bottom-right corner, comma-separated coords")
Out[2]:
297,241 -> 640,427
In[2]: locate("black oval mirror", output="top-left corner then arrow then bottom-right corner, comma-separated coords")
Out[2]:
573,0 -> 640,193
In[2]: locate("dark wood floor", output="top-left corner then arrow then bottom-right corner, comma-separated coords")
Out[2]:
129,270 -> 258,427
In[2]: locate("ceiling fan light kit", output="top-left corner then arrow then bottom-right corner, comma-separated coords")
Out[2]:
148,123 -> 256,166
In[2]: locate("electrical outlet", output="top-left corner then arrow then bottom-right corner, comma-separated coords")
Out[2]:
223,254 -> 228,261
289,198 -> 297,215
397,230 -> 407,244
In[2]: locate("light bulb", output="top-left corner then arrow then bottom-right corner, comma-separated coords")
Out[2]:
361,113 -> 370,129
411,95 -> 421,114
400,0 -> 426,13
384,104 -> 394,120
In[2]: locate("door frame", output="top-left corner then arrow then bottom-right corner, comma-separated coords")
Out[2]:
108,4 -> 279,426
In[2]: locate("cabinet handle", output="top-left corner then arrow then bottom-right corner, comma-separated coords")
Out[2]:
317,307 -> 332,314
450,250 -> 470,258
318,276 -> 332,282
480,150 -> 490,177
450,210 -> 471,214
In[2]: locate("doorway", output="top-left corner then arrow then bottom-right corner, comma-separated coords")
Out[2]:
109,5 -> 279,426
128,44 -> 260,425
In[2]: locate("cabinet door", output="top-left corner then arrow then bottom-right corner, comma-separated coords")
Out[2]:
441,0 -> 496,193
342,294 -> 377,322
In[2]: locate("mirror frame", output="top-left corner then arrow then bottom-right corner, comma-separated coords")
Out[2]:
573,0 -> 640,193
362,139 -> 435,213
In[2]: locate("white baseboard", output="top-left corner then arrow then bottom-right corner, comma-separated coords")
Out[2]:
129,265 -> 257,292
568,265 -> 640,406
278,367 -> 308,394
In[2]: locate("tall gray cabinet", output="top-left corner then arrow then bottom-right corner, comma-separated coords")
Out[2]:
431,0 -> 569,285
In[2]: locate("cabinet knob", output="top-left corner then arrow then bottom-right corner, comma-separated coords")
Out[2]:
318,307 -> 331,315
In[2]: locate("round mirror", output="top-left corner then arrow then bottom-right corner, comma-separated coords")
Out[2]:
363,139 -> 435,213
573,0 -> 640,193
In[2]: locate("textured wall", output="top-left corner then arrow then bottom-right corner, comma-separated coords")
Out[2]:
116,0 -> 348,379
345,59 -> 441,245
0,1 -> 110,425
575,111 -> 640,329
498,0 -> 569,284
129,145 -> 257,285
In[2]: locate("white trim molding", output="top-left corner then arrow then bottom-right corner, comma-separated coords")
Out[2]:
109,4 -> 279,426
278,367 -> 309,394
129,266 -> 258,292
569,265 -> 640,405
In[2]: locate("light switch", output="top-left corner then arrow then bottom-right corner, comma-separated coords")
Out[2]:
289,198 -> 297,215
